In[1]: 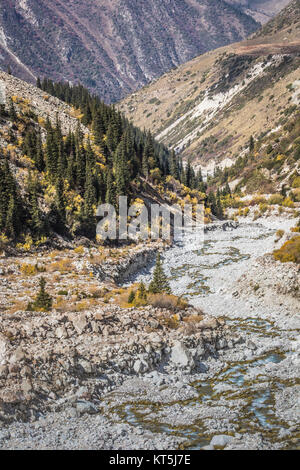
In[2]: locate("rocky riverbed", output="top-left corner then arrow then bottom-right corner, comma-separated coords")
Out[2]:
0,215 -> 299,450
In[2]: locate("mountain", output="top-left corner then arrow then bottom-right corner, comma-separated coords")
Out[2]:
119,0 -> 300,176
0,71 -> 181,245
0,0 -> 261,102
226,1 -> 292,23
1,71 -> 221,248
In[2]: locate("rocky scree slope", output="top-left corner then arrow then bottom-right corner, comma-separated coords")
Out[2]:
0,71 -> 88,135
0,306 -> 229,423
119,1 -> 300,171
0,0 -> 261,102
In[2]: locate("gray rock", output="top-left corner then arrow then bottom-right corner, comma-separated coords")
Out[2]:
210,434 -> 234,448
170,341 -> 194,368
76,401 -> 98,415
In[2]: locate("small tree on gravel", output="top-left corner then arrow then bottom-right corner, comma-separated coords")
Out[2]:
128,290 -> 135,304
28,277 -> 53,312
137,282 -> 147,301
148,253 -> 171,295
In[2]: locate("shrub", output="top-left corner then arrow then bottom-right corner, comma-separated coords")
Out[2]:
292,189 -> 300,202
74,246 -> 84,254
269,194 -> 284,205
282,197 -> 295,208
49,259 -> 73,273
292,176 -> 300,188
249,196 -> 267,206
20,263 -> 45,275
0,234 -> 9,251
273,236 -> 300,264
259,203 -> 268,214
149,294 -> 188,312
58,290 -> 68,296
16,235 -> 34,252
276,230 -> 285,240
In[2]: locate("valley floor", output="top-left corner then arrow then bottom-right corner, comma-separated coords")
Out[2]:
0,215 -> 299,450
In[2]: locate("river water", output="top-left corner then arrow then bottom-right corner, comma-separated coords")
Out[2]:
118,219 -> 300,450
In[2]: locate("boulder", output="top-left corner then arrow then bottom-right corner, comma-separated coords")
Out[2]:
210,434 -> 233,449
69,315 -> 87,335
0,334 -> 8,365
170,341 -> 194,368
76,401 -> 98,415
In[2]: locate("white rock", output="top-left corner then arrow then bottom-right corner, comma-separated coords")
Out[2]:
210,434 -> 233,448
170,341 -> 193,368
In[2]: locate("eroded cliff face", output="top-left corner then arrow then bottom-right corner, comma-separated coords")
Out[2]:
0,0 -> 259,102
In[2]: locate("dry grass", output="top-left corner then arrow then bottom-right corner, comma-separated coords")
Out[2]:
119,25 -> 300,164
48,258 -> 73,273
148,293 -> 188,311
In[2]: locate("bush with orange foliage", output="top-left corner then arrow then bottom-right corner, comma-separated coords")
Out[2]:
273,236 -> 300,264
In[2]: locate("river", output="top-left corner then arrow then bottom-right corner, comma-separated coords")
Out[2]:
116,218 -> 300,450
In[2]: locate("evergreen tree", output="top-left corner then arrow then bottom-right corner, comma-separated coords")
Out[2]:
29,277 -> 53,312
114,139 -> 130,200
8,97 -> 17,121
26,172 -> 46,237
137,282 -> 147,301
128,290 -> 135,304
249,135 -> 255,153
105,172 -> 116,207
207,191 -> 217,216
149,253 -> 171,294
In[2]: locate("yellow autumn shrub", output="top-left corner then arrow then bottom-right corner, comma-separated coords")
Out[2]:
273,236 -> 300,264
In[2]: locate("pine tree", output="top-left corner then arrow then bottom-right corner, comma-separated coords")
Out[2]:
45,126 -> 59,180
26,172 -> 46,237
216,193 -> 224,219
114,139 -> 130,200
50,176 -> 66,233
137,282 -> 147,300
169,150 -> 180,180
29,277 -> 52,312
149,253 -> 171,294
249,135 -> 255,153
5,195 -> 17,239
8,98 -> 17,121
142,151 -> 149,179
128,290 -> 135,304
105,172 -> 116,207
207,191 -> 217,216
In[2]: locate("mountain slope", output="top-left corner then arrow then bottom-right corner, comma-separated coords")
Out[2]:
119,0 -> 300,174
0,70 -> 182,245
0,0 -> 260,102
226,1 -> 292,23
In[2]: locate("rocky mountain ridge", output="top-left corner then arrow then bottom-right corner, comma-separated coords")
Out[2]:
119,0 -> 300,174
0,0 -> 262,102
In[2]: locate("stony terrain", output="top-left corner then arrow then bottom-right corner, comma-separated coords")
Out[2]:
0,214 -> 299,450
0,71 -> 88,135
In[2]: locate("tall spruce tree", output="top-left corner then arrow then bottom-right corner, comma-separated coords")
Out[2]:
149,253 -> 171,294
